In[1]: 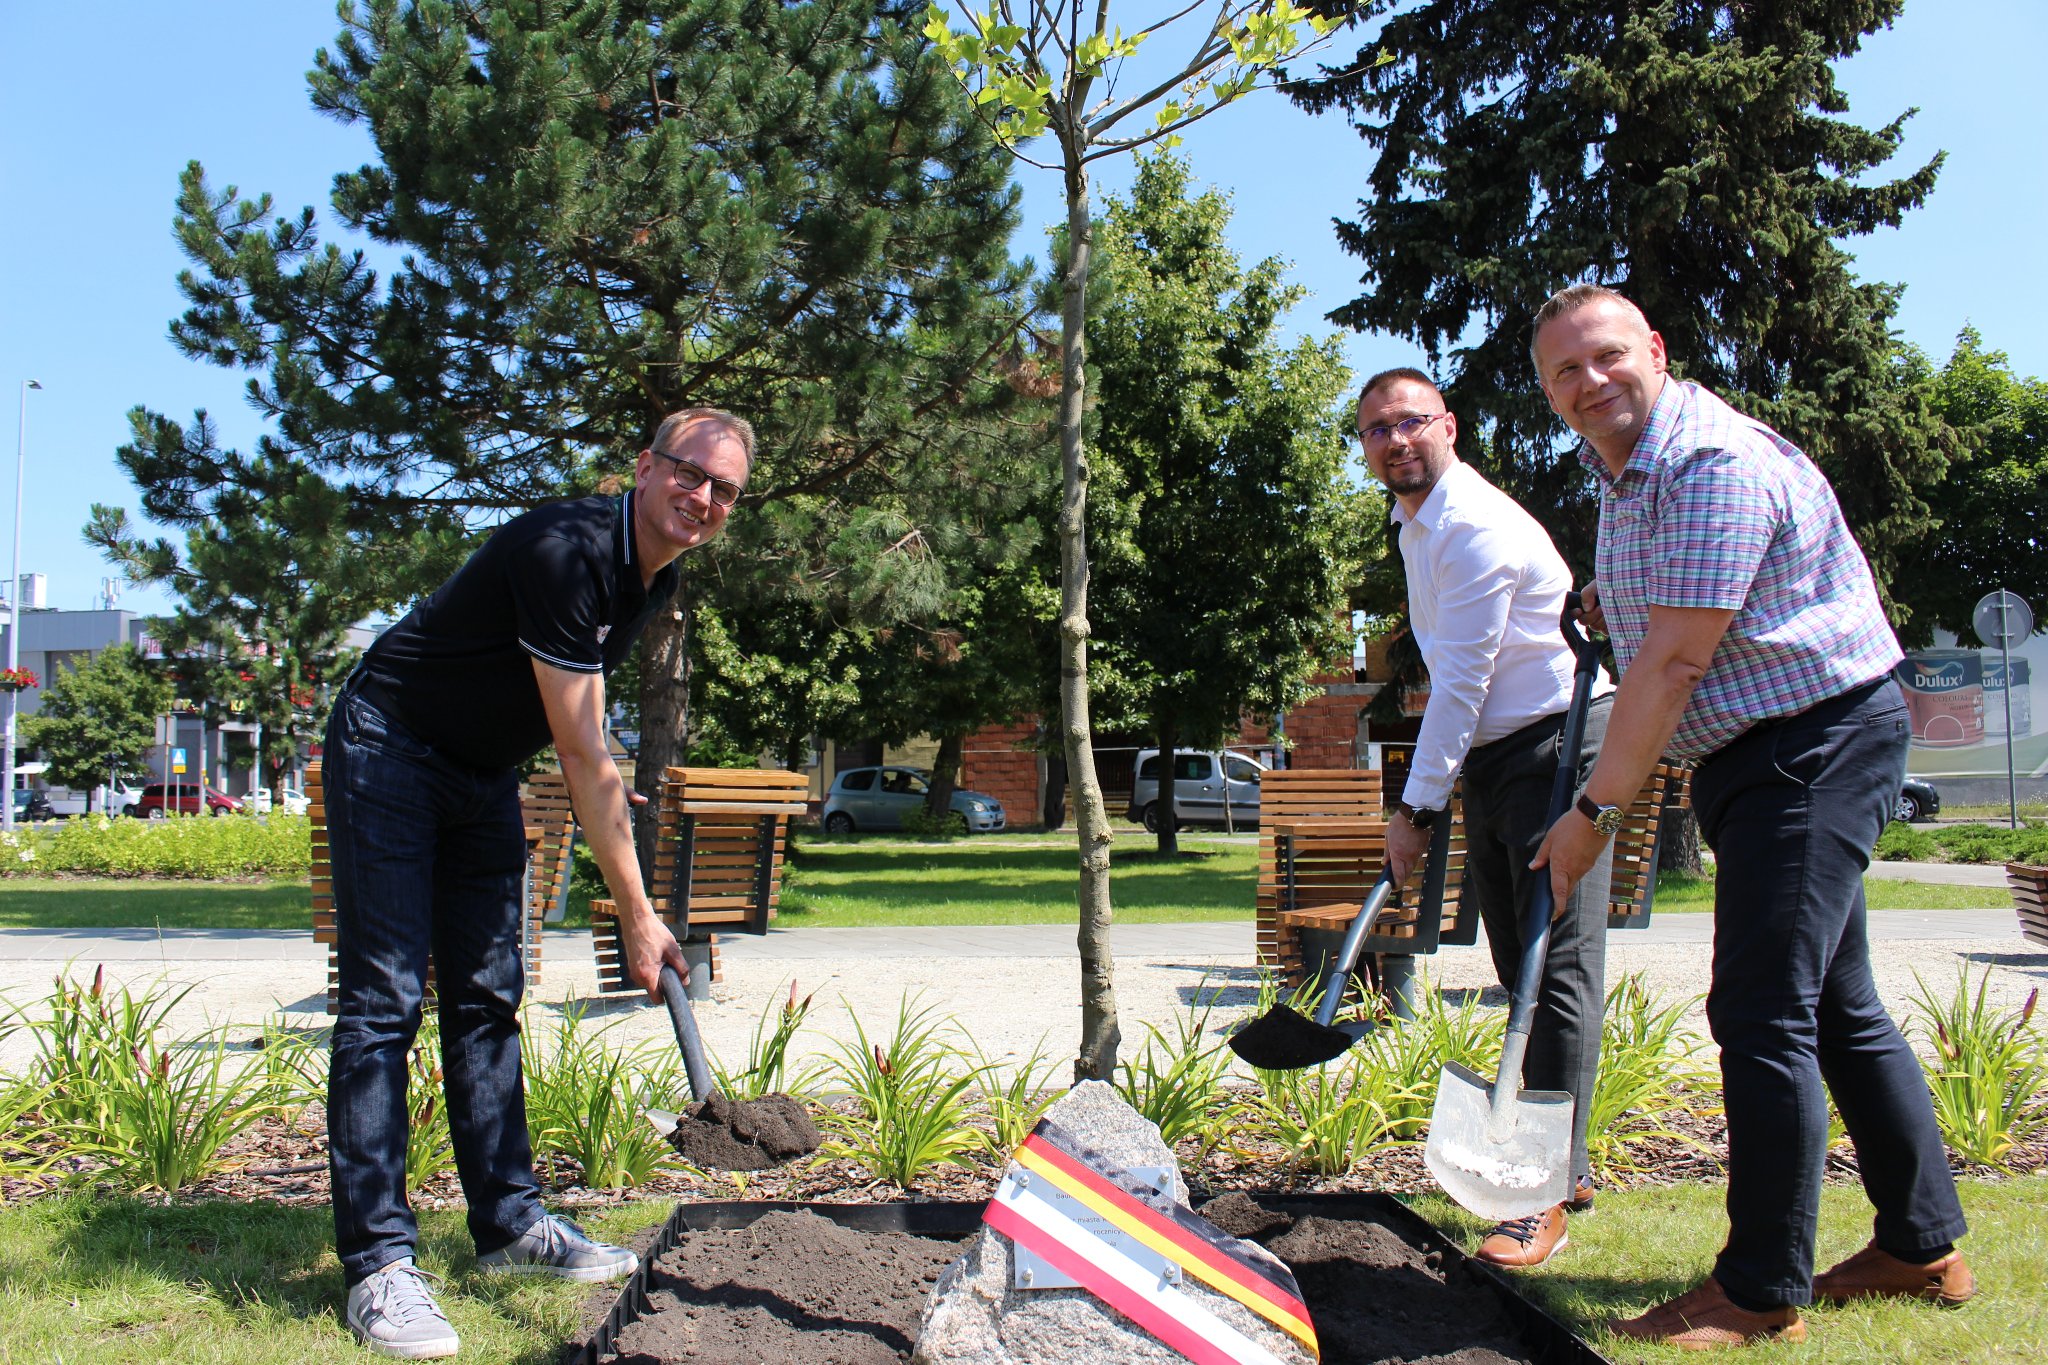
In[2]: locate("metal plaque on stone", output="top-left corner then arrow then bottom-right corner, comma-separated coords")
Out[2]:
1009,1162 -> 1184,1291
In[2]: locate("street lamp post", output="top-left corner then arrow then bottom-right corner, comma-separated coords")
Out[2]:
4,379 -> 42,834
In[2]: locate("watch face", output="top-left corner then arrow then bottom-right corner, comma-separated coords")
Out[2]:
1594,806 -> 1623,834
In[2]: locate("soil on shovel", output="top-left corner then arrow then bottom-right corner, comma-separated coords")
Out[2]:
594,1195 -> 1552,1365
660,1093 -> 822,1170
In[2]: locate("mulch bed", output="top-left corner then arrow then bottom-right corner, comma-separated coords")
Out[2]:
5,1091 -> 2043,1209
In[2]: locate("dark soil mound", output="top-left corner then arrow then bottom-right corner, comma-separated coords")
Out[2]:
663,1093 -> 822,1170
605,1209 -> 958,1365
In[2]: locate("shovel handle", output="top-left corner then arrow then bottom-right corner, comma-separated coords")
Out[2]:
1498,594 -> 1607,1093
1312,869 -> 1400,1030
660,963 -> 716,1103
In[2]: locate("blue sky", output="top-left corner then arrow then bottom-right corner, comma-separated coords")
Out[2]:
2,1 -> 2040,619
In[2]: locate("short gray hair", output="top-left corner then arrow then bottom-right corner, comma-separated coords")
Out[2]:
1529,283 -> 1645,373
650,407 -> 756,476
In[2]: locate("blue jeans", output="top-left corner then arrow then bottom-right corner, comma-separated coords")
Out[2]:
324,686 -> 545,1285
1691,678 -> 1966,1307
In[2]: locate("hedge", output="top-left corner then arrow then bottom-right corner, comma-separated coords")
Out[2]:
0,814 -> 312,879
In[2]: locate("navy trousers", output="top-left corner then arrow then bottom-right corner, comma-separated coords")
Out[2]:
1690,678 -> 1966,1307
324,686 -> 545,1285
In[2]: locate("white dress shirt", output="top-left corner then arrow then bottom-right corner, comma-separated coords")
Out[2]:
1393,461 -> 1614,811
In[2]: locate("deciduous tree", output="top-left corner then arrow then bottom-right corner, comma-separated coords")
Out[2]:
1086,154 -> 1368,854
20,646 -> 174,795
925,0 -> 1341,1080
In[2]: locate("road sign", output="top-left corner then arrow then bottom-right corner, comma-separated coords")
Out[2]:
171,746 -> 187,775
1974,589 -> 2034,650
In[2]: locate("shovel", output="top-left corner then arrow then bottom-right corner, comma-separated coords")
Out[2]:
644,961 -> 715,1144
1424,594 -> 1603,1222
1228,868 -> 1399,1070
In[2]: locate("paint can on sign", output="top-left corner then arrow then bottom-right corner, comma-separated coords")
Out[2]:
1896,651 -> 1984,747
1984,656 -> 2033,740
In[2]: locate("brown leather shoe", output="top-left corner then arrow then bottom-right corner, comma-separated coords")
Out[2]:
1610,1277 -> 1806,1350
1475,1205 -> 1568,1268
1564,1174 -> 1596,1213
1814,1241 -> 1976,1307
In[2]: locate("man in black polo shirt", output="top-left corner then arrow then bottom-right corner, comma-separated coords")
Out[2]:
327,408 -> 752,1359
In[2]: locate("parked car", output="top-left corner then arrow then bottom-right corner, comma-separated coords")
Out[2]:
275,785 -> 311,816
103,780 -> 145,816
1895,776 -> 1941,823
133,782 -> 241,818
9,788 -> 55,822
821,766 -> 1006,834
1127,748 -> 1267,832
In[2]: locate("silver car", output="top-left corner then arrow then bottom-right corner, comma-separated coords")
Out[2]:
821,766 -> 1006,834
1127,748 -> 1265,831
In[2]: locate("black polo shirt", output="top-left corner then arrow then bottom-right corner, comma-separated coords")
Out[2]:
356,492 -> 679,770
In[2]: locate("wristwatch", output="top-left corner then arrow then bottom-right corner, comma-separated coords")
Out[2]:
1395,801 -> 1439,830
1575,793 -> 1624,836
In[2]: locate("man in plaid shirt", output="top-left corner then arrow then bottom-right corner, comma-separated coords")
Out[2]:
1528,285 -> 1972,1350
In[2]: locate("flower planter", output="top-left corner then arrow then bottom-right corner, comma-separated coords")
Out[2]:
571,1193 -> 1612,1365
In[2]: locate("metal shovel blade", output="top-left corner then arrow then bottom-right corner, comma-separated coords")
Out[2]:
1423,1060 -> 1574,1222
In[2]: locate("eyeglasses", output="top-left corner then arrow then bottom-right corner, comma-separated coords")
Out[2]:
1358,411 -> 1451,447
648,448 -> 744,507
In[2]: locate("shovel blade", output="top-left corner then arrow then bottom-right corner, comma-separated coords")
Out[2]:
1424,1060 -> 1574,1222
1227,1005 -> 1359,1070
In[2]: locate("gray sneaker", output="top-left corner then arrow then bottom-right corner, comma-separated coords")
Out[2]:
346,1258 -> 459,1359
475,1213 -> 639,1282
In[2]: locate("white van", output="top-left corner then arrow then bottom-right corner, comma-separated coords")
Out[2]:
1126,749 -> 1267,832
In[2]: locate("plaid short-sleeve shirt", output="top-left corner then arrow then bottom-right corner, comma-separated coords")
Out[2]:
1583,380 -> 1901,760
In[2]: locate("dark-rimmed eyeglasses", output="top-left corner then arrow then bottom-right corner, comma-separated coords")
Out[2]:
1358,411 -> 1451,447
648,448 -> 744,507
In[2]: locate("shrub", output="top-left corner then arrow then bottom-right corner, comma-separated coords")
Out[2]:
969,1034 -> 1062,1159
1246,1048 -> 1408,1177
1584,975 -> 1717,1180
1874,821 -> 1936,862
1907,966 -> 2048,1171
0,813 -> 312,879
1357,979 -> 1507,1140
523,1002 -> 680,1190
818,996 -> 982,1188
901,804 -> 963,840
1115,995 -> 1236,1153
404,1011 -> 456,1192
711,980 -> 817,1100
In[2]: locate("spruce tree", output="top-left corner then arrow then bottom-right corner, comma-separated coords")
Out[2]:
1292,0 -> 1950,616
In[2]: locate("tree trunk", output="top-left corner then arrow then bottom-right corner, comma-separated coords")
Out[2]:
1155,722 -> 1180,856
1056,144 -> 1120,1085
927,731 -> 963,823
1042,749 -> 1068,830
635,603 -> 690,891
1658,801 -> 1705,876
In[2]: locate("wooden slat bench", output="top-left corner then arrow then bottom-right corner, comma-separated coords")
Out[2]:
1254,769 -> 1385,972
589,766 -> 810,995
1607,762 -> 1686,928
2007,862 -> 2048,948
309,762 -> 577,1013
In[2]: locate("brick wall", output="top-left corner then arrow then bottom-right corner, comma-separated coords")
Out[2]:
960,721 -> 1041,828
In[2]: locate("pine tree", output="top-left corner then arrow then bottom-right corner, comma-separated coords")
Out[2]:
1292,0 -> 1950,615
104,0 -> 1034,870
1085,154 -> 1369,853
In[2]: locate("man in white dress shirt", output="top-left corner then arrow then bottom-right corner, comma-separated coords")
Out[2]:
1361,368 -> 1616,1268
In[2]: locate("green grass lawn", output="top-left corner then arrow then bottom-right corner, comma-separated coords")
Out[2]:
0,837 -> 2011,931
0,877 -> 314,930
774,836 -> 1260,927
1414,1176 -> 2047,1363
0,1178 -> 2037,1362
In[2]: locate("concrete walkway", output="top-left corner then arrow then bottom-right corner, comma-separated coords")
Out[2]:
2,890 -> 2039,1079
